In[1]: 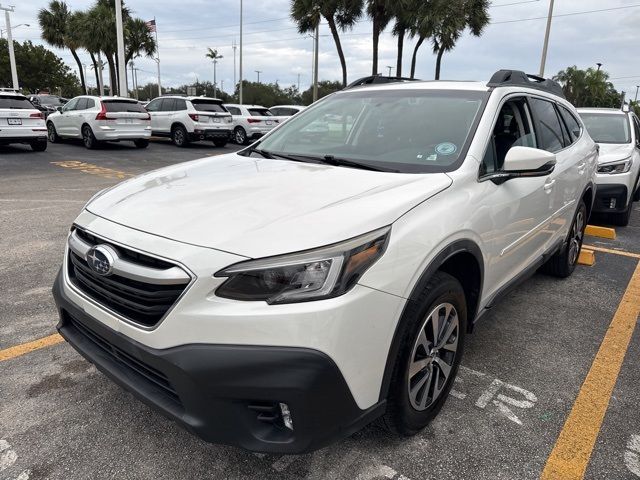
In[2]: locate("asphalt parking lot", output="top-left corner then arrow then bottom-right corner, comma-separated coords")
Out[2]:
1,140 -> 639,480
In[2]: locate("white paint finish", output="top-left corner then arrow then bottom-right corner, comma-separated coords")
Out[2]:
503,146 -> 556,172
475,379 -> 537,426
625,434 -> 640,477
0,441 -> 17,472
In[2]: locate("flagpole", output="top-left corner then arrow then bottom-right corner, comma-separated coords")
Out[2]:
155,16 -> 161,97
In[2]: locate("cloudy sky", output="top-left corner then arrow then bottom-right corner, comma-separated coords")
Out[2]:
8,0 -> 640,97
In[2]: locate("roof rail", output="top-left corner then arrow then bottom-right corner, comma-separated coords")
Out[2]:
345,74 -> 421,89
487,70 -> 565,99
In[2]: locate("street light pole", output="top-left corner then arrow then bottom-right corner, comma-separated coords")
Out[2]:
538,0 -> 554,77
0,5 -> 19,91
239,0 -> 243,104
84,64 -> 90,94
635,86 -> 639,103
312,22 -> 319,102
386,66 -> 393,76
232,39 -> 237,90
213,58 -> 218,98
255,70 -> 261,83
596,63 -> 602,72
115,0 -> 128,96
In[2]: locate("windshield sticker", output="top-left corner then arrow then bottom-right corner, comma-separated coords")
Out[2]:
435,142 -> 457,155
427,154 -> 438,161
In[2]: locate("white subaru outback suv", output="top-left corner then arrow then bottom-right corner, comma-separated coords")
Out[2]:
577,108 -> 640,226
0,91 -> 47,151
145,96 -> 233,147
47,96 -> 151,149
53,71 -> 597,454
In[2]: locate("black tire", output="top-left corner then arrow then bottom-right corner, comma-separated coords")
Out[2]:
541,199 -> 587,278
213,139 -> 228,148
47,122 -> 60,143
82,125 -> 98,149
171,125 -> 189,147
234,127 -> 248,145
30,140 -> 47,152
134,139 -> 149,149
634,188 -> 640,202
611,201 -> 632,227
383,271 -> 467,436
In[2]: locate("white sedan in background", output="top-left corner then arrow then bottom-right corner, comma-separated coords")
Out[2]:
224,103 -> 279,144
47,96 -> 152,149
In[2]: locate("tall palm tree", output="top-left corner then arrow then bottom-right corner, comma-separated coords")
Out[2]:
366,0 -> 393,75
38,0 -> 86,93
391,0 -> 417,77
430,0 -> 489,80
205,47 -> 223,95
125,18 -> 157,65
290,0 -> 363,87
408,0 -> 438,79
83,1 -> 118,94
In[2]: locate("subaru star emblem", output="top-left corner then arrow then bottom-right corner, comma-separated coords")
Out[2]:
86,245 -> 116,276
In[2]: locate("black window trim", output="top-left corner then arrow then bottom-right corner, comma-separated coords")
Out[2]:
557,103 -> 584,145
527,94 -> 575,155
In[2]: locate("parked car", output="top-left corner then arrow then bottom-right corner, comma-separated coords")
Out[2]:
268,104 -> 305,123
53,70 -> 597,454
145,96 -> 233,147
224,103 -> 278,144
28,94 -> 67,119
577,107 -> 640,226
0,91 -> 47,151
46,96 -> 151,149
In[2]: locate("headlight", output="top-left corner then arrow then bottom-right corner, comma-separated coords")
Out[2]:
215,226 -> 390,304
598,158 -> 632,174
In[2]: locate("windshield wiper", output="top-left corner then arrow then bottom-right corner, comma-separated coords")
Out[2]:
312,154 -> 397,172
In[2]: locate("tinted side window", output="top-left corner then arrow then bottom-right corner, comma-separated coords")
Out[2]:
76,98 -> 88,110
270,108 -> 282,116
103,101 -> 147,112
63,98 -> 79,111
558,106 -> 581,142
174,99 -> 187,111
632,115 -> 640,145
145,99 -> 161,112
86,98 -> 95,109
161,99 -> 176,112
529,98 -> 565,153
226,106 -> 241,115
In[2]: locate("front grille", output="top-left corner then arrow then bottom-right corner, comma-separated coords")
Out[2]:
67,228 -> 190,327
65,312 -> 182,407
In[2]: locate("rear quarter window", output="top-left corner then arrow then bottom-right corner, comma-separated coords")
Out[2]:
248,108 -> 272,117
0,96 -> 34,109
191,100 -> 225,112
103,101 -> 147,113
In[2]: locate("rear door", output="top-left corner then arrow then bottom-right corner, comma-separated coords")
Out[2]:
0,95 -> 43,139
145,98 -> 163,133
101,99 -> 150,134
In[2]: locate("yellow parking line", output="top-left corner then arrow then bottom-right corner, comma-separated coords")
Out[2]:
0,333 -> 64,362
584,225 -> 616,239
51,160 -> 134,180
583,245 -> 640,260
541,260 -> 640,480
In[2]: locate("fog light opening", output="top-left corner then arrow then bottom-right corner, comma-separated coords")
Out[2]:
279,402 -> 294,430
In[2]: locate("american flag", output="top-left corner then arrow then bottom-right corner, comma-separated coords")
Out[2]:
146,19 -> 156,32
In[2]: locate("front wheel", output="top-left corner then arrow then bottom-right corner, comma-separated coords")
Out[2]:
541,199 -> 587,277
134,139 -> 149,149
383,271 -> 466,435
82,125 -> 98,149
171,125 -> 189,147
234,127 -> 248,145
47,122 -> 60,143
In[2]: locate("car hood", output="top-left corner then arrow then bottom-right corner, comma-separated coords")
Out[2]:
87,153 -> 452,258
597,143 -> 634,164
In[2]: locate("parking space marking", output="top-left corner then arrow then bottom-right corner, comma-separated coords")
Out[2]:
625,435 -> 640,477
541,260 -> 640,480
0,439 -> 30,479
475,378 -> 537,426
583,244 -> 640,260
0,333 -> 63,362
50,160 -> 135,180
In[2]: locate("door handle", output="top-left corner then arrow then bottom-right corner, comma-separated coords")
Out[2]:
577,162 -> 586,172
543,179 -> 556,191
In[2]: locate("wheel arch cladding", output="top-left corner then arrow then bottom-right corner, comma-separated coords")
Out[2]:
171,122 -> 186,132
582,183 -> 594,219
377,239 -> 483,402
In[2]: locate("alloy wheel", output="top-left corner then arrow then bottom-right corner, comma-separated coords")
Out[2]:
47,124 -> 56,142
174,128 -> 184,146
83,127 -> 92,148
568,208 -> 585,266
408,302 -> 459,411
235,128 -> 246,144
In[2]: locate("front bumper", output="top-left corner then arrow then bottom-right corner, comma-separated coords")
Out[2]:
53,270 -> 384,453
593,183 -> 629,213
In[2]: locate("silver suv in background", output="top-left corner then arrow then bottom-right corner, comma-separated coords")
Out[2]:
577,108 -> 640,226
145,96 -> 233,147
224,103 -> 279,144
0,91 -> 47,151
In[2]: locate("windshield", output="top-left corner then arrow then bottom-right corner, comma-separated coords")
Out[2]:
256,89 -> 487,173
192,100 -> 226,112
579,113 -> 631,144
37,95 -> 65,106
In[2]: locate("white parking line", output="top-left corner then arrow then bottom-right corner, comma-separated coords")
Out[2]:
625,434 -> 640,477
0,439 -> 30,480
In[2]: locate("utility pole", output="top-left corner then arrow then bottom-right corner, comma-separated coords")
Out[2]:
130,62 -> 135,97
220,79 -> 224,93
153,17 -> 161,97
312,22 -> 319,102
213,57 -> 218,98
255,70 -> 262,83
239,0 -> 243,104
0,5 -> 19,91
538,0 -> 554,77
635,86 -> 639,103
83,64 -> 90,94
386,66 -> 393,76
232,39 -> 237,90
96,52 -> 105,96
115,0 -> 128,96
297,73 -> 301,91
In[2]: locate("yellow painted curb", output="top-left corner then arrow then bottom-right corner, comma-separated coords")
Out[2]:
584,225 -> 616,240
577,249 -> 595,266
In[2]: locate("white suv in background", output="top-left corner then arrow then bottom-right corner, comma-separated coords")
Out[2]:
224,103 -> 279,144
268,105 -> 305,124
47,96 -> 151,149
145,96 -> 233,147
0,91 -> 47,151
577,107 -> 640,225
54,71 -> 597,454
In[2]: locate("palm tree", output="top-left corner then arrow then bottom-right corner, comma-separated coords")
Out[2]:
290,0 -> 363,87
38,0 -> 86,93
391,0 -> 418,77
125,18 -> 157,65
205,47 -> 223,96
408,0 -> 438,79
430,0 -> 489,80
83,1 -> 118,94
366,0 -> 393,75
